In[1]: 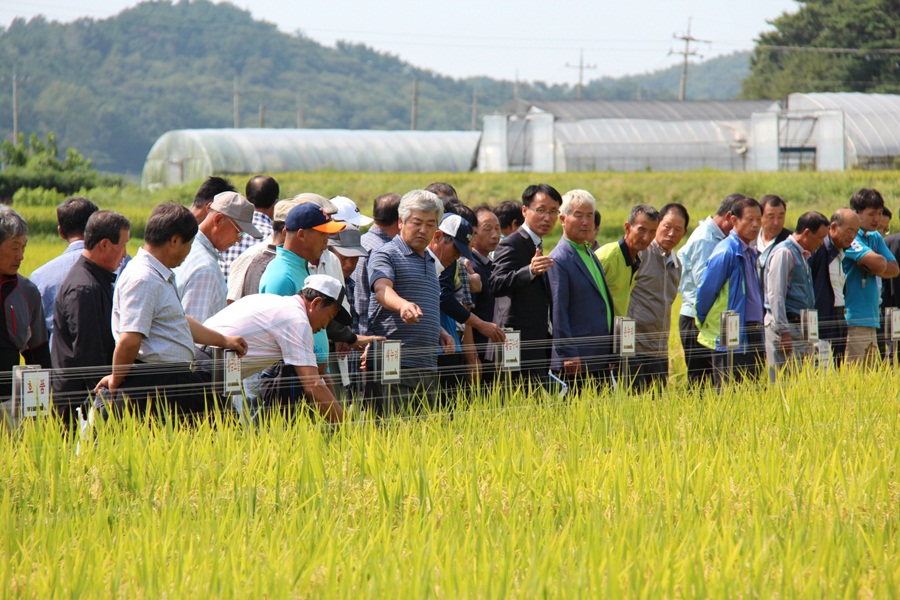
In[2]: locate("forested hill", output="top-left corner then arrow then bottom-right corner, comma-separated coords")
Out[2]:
0,0 -> 751,175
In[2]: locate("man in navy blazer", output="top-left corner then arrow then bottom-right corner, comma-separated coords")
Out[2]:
547,190 -> 615,383
490,184 -> 561,380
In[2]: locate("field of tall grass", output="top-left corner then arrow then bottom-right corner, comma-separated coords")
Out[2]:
5,171 -> 900,596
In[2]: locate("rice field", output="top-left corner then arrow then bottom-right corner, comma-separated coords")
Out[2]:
1,364 -> 898,598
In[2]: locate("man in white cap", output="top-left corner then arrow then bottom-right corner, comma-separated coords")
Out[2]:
330,196 -> 374,229
174,191 -> 262,322
204,274 -> 349,422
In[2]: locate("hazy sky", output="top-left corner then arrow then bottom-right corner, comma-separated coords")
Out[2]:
1,0 -> 799,84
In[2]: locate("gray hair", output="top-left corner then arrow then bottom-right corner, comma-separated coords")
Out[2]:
398,190 -> 444,223
0,206 -> 28,244
560,189 -> 596,216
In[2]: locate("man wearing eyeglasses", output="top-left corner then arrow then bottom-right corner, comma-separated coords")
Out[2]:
490,183 -> 562,381
173,191 -> 263,323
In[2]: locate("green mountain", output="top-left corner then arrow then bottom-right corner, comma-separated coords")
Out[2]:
0,0 -> 751,175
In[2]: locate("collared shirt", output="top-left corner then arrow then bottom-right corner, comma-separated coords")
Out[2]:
367,235 -> 440,370
352,225 -> 392,335
628,239 -> 681,356
677,216 -> 727,318
51,255 -> 117,396
765,236 -> 814,334
740,237 -> 764,322
227,233 -> 274,302
520,223 -> 543,249
595,237 -> 641,317
173,231 -> 227,323
113,248 -> 195,364
844,229 -> 896,328
829,245 -> 846,307
30,240 -> 85,336
568,238 -> 612,329
219,211 -> 273,279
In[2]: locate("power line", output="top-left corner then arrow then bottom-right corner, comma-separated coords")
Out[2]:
669,18 -> 711,102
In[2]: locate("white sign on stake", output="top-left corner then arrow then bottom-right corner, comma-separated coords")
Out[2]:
723,311 -> 741,350
502,331 -> 521,371
616,317 -> 636,357
802,309 -> 819,342
223,350 -> 243,395
892,308 -> 900,341
15,366 -> 50,418
382,340 -> 401,382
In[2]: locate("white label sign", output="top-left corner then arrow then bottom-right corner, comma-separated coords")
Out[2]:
815,340 -> 832,371
502,331 -> 521,371
618,318 -> 636,357
723,312 -> 741,350
16,366 -> 50,418
892,308 -> 900,341
803,309 -> 819,342
382,341 -> 401,382
223,350 -> 243,395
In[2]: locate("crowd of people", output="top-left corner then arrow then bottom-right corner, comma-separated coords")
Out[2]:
1,176 -> 898,427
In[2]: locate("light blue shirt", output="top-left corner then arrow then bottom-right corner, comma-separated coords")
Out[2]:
844,229 -> 896,328
678,216 -> 726,318
172,232 -> 226,323
30,240 -> 84,336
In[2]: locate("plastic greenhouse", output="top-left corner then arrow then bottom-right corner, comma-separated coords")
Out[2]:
141,129 -> 481,188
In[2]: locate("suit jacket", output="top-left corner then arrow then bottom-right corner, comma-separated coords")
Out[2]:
546,239 -> 614,373
489,228 -> 551,373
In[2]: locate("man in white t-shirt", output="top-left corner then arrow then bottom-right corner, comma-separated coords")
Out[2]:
204,274 -> 350,423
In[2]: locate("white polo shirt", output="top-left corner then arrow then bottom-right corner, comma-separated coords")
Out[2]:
203,293 -> 317,378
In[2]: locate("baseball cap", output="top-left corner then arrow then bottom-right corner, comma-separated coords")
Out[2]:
273,198 -> 302,223
285,203 -> 346,234
328,226 -> 368,258
303,274 -> 352,326
293,193 -> 337,215
331,196 -> 374,227
210,191 -> 263,238
438,213 -> 474,261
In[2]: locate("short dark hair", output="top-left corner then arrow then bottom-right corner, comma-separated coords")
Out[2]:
372,193 -> 401,226
299,287 -> 338,308
425,182 -> 458,200
850,188 -> 885,213
522,184 -> 562,207
796,211 -> 829,234
145,202 -> 198,246
494,199 -> 524,229
472,203 -> 494,218
443,199 -> 477,229
272,221 -> 286,236
628,205 -> 661,225
245,175 -> 279,210
84,211 -> 131,250
193,176 -> 235,209
594,210 -> 601,229
883,206 -> 893,219
716,193 -> 748,217
760,194 -> 787,210
731,196 -> 762,219
659,203 -> 690,229
57,197 -> 99,238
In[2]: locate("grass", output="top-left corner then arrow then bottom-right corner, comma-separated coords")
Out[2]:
1,365 -> 898,597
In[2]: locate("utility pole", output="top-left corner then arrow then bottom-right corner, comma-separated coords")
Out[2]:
410,77 -> 418,130
259,104 -> 265,128
12,66 -> 19,141
233,75 -> 240,128
566,49 -> 597,101
470,87 -> 478,131
670,18 -> 710,101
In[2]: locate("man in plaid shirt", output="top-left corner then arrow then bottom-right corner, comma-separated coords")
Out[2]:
219,176 -> 278,279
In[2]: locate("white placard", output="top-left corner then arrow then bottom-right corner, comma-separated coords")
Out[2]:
617,317 -> 636,357
338,355 -> 350,387
502,331 -> 521,371
815,340 -> 832,371
802,309 -> 819,342
892,308 -> 900,341
223,350 -> 242,395
16,366 -> 50,418
382,341 -> 401,382
723,312 -> 741,350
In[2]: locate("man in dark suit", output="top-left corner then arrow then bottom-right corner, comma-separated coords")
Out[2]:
489,183 -> 562,381
547,190 -> 615,385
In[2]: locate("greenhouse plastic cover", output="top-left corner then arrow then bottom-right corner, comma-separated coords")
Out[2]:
142,129 -> 481,187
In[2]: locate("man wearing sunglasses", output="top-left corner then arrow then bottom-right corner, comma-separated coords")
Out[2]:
174,191 -> 262,323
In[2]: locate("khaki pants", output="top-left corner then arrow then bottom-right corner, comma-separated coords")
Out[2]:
845,326 -> 880,365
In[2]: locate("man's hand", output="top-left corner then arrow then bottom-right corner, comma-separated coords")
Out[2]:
530,248 -> 554,276
351,335 -> 385,351
779,332 -> 793,355
223,335 -> 248,357
563,357 -> 582,376
439,328 -> 456,354
475,319 -> 506,343
95,374 -> 121,396
400,301 -> 423,324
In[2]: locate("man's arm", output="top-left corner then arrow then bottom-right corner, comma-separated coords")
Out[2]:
695,249 -> 731,325
489,240 -> 534,297
373,278 -> 423,323
293,364 -> 344,423
765,247 -> 793,336
96,331 -> 143,394
187,316 -> 248,356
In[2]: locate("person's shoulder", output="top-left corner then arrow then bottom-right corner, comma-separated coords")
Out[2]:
595,241 -> 619,260
17,274 -> 41,297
